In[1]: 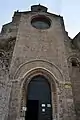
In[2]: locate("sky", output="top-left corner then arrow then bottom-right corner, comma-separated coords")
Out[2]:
0,0 -> 80,38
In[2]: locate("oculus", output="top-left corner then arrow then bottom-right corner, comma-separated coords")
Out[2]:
31,15 -> 51,29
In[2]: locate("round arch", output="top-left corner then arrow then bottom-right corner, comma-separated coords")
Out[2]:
19,68 -> 59,120
68,55 -> 80,67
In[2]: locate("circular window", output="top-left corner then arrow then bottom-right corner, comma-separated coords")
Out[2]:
31,16 -> 51,29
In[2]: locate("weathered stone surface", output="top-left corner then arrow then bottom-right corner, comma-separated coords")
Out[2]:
0,4 -> 80,120
0,82 -> 12,120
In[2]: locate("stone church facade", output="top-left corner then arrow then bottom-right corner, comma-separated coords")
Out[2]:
0,4 -> 80,120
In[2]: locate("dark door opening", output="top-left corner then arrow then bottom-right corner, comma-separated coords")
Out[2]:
25,100 -> 39,120
25,75 -> 52,120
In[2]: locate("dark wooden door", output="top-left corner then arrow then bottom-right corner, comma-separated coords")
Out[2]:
25,75 -> 52,120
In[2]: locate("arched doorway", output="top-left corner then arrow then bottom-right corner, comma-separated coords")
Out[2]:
25,75 -> 52,120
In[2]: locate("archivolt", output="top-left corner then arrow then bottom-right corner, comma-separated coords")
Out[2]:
13,59 -> 64,83
19,67 -> 59,119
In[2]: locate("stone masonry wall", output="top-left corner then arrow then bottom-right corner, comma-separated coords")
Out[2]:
8,11 -> 76,120
0,7 -> 78,120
